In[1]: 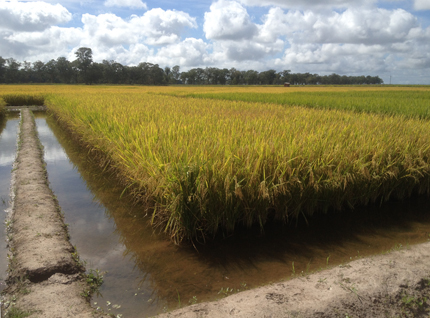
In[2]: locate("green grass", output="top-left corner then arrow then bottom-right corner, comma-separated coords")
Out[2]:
5,307 -> 32,318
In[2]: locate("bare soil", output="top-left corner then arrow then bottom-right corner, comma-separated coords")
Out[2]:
156,241 -> 430,318
1,109 -> 108,318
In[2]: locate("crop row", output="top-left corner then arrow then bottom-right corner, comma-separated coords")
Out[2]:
160,89 -> 430,119
45,91 -> 430,243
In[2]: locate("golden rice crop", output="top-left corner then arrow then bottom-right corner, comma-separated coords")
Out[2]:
45,91 -> 430,243
162,90 -> 430,119
1,94 -> 45,106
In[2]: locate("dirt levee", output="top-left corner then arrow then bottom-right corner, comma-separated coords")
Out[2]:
3,109 -> 108,317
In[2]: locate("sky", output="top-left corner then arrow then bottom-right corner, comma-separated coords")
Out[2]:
0,0 -> 430,84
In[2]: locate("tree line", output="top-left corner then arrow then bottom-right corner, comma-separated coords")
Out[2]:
0,47 -> 384,85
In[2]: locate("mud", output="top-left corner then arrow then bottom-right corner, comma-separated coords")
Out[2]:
157,241 -> 430,318
1,109 -> 108,318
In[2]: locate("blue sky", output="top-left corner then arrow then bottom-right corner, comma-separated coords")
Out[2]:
1,0 -> 430,84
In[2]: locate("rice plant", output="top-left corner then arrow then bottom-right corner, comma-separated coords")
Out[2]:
44,90 -> 430,243
161,90 -> 430,119
0,94 -> 45,106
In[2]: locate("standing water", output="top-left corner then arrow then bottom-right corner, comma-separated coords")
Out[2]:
35,113 -> 430,317
0,113 -> 20,291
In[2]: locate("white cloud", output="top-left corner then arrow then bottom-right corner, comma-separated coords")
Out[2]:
104,0 -> 147,9
212,39 -> 284,62
2,26 -> 83,60
259,7 -> 418,45
0,0 -> 72,32
75,9 -> 197,49
237,0 -> 375,9
92,43 -> 153,66
414,0 -> 430,10
134,8 -> 198,45
152,38 -> 210,67
81,13 -> 139,47
204,0 -> 258,40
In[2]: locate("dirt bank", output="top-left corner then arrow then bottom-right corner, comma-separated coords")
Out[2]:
157,241 -> 430,318
1,109 -> 108,318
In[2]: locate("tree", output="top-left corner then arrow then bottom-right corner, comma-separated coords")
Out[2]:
32,61 -> 46,83
74,47 -> 93,84
56,57 -> 74,83
172,65 -> 180,82
259,69 -> 277,85
0,56 -> 5,82
5,58 -> 21,83
44,59 -> 58,83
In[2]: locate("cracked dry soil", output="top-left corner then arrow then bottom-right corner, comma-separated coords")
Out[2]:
2,109 -> 108,318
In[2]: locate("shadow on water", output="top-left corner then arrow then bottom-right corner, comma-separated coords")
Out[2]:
36,112 -> 430,317
0,113 -> 20,291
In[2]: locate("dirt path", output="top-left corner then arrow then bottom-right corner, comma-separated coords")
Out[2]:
157,241 -> 430,318
1,109 -> 108,318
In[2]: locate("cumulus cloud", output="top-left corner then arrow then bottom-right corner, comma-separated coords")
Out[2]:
414,0 -> 430,10
78,9 -> 197,49
134,8 -> 198,45
204,0 -> 258,40
152,38 -> 210,66
258,7 -> 419,46
237,0 -> 375,9
0,0 -> 72,32
104,0 -> 147,9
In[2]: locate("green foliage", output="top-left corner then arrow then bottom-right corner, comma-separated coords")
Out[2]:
81,269 -> 105,298
5,307 -> 32,318
1,94 -> 45,106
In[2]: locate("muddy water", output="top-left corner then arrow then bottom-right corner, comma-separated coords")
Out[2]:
0,114 -> 19,291
35,113 -> 430,317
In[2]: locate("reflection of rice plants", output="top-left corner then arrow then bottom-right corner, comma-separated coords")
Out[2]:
0,98 -> 5,117
44,88 -> 430,243
1,197 -> 6,206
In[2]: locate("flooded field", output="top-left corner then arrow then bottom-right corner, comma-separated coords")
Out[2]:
0,113 -> 19,291
30,112 -> 430,317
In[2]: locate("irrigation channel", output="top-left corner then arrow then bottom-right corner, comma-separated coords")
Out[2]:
2,110 -> 430,317
0,113 -> 19,292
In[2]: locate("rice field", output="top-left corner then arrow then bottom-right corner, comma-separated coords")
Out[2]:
2,85 -> 430,243
161,89 -> 430,119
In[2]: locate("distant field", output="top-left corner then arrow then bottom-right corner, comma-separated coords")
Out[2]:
1,85 -> 430,243
158,87 -> 430,119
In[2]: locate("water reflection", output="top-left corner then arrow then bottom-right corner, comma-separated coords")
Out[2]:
36,113 -> 430,318
0,114 -> 20,291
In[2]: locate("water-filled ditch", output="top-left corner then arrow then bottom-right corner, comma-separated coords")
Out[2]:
0,113 -> 19,291
33,112 -> 430,317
